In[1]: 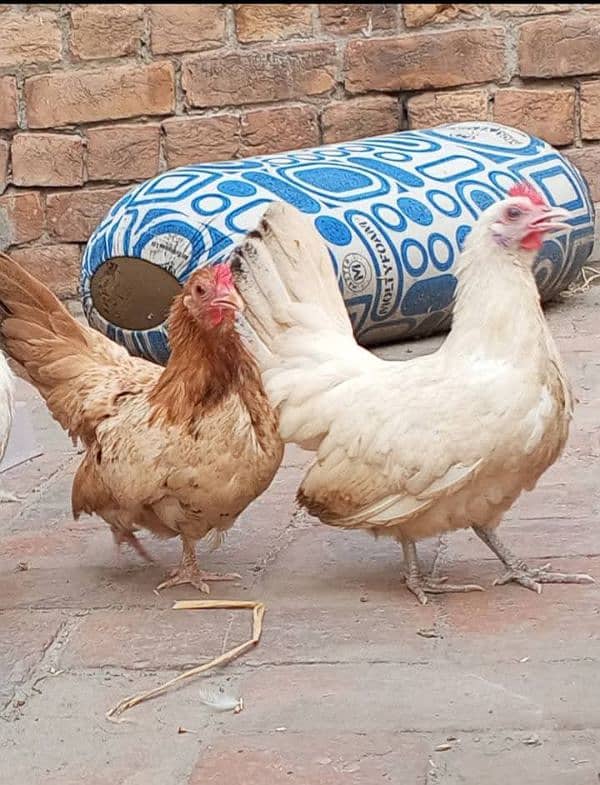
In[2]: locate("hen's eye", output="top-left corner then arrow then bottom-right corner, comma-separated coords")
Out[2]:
194,284 -> 205,297
507,207 -> 521,220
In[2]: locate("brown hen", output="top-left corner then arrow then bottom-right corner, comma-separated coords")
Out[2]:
0,254 -> 283,592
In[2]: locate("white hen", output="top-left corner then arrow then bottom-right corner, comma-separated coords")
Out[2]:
231,183 -> 594,604
0,350 -> 16,501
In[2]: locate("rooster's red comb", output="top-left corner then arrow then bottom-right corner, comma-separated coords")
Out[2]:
213,262 -> 233,287
508,181 -> 545,206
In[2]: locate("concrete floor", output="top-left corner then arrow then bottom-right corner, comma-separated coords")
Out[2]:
0,289 -> 599,785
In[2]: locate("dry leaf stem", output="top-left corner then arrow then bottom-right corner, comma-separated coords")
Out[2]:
106,600 -> 265,723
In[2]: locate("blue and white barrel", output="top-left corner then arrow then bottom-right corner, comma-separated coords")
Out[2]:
81,122 -> 594,365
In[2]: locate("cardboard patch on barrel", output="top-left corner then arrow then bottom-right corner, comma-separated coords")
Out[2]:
90,257 -> 182,332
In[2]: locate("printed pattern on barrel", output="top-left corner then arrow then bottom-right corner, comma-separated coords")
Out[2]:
81,122 -> 595,365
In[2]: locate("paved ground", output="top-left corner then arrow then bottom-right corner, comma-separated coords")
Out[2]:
0,288 -> 599,785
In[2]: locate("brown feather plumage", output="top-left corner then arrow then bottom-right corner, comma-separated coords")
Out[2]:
0,252 -> 283,588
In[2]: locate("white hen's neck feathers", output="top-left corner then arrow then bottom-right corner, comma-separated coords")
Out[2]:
444,228 -> 553,367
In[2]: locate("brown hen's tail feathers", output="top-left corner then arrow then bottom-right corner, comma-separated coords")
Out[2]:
0,252 -> 145,444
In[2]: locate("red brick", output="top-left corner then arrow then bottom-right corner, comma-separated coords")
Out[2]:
251,606 -> 438,665
403,3 -> 483,27
322,96 -> 399,144
407,88 -> 488,129
11,134 -> 84,187
0,76 -> 17,130
564,146 -> 600,202
163,114 -> 240,168
0,521 -> 162,610
9,244 -> 82,298
0,524 -> 102,571
205,659 -> 600,733
490,4 -> 571,15
0,610 -> 64,705
86,124 -> 160,182
580,81 -> 600,141
25,62 -> 175,129
508,466 -> 598,523
443,552 -> 600,632
493,87 -> 575,146
345,28 -> 505,93
241,105 -> 320,155
70,4 -> 143,60
190,734 -> 430,785
60,597 -> 437,670
46,187 -> 130,243
0,11 -> 61,67
235,4 -> 313,42
320,4 -> 397,34
518,15 -> 600,78
432,732 -> 600,785
438,556 -> 600,662
0,192 -> 45,245
182,44 -> 337,108
0,140 -> 7,194
257,525 -> 441,606
150,4 -> 225,54
61,608 -> 249,669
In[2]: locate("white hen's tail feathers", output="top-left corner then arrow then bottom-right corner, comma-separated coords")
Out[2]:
230,202 -> 380,452
230,202 -> 354,356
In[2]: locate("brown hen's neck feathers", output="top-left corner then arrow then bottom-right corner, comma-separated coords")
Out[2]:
149,295 -> 263,425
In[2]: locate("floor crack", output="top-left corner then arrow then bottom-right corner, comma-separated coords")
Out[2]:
0,611 -> 87,720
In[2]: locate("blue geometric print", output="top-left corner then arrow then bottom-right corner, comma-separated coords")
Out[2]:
81,122 -> 595,366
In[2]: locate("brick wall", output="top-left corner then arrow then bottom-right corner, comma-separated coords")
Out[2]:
1,3 -> 599,300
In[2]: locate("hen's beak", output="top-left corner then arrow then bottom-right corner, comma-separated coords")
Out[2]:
529,205 -> 571,234
211,286 -> 245,313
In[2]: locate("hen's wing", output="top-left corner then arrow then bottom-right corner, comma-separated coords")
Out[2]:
294,358 -> 540,529
0,252 -> 158,445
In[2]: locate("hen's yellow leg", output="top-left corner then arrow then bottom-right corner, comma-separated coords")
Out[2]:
156,535 -> 241,593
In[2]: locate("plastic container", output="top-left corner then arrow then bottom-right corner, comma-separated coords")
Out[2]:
81,121 -> 595,365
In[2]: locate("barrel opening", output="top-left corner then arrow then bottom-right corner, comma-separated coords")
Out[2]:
90,256 -> 182,331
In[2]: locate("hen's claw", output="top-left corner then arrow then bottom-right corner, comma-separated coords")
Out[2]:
494,563 -> 595,593
157,536 -> 241,593
401,539 -> 483,605
156,567 -> 241,594
405,573 -> 484,605
473,528 -> 595,594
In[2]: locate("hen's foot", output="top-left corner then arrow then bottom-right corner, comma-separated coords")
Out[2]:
156,566 -> 241,594
405,573 -> 484,606
494,562 -> 595,593
401,539 -> 483,605
112,531 -> 154,563
0,489 -> 19,502
473,527 -> 595,594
